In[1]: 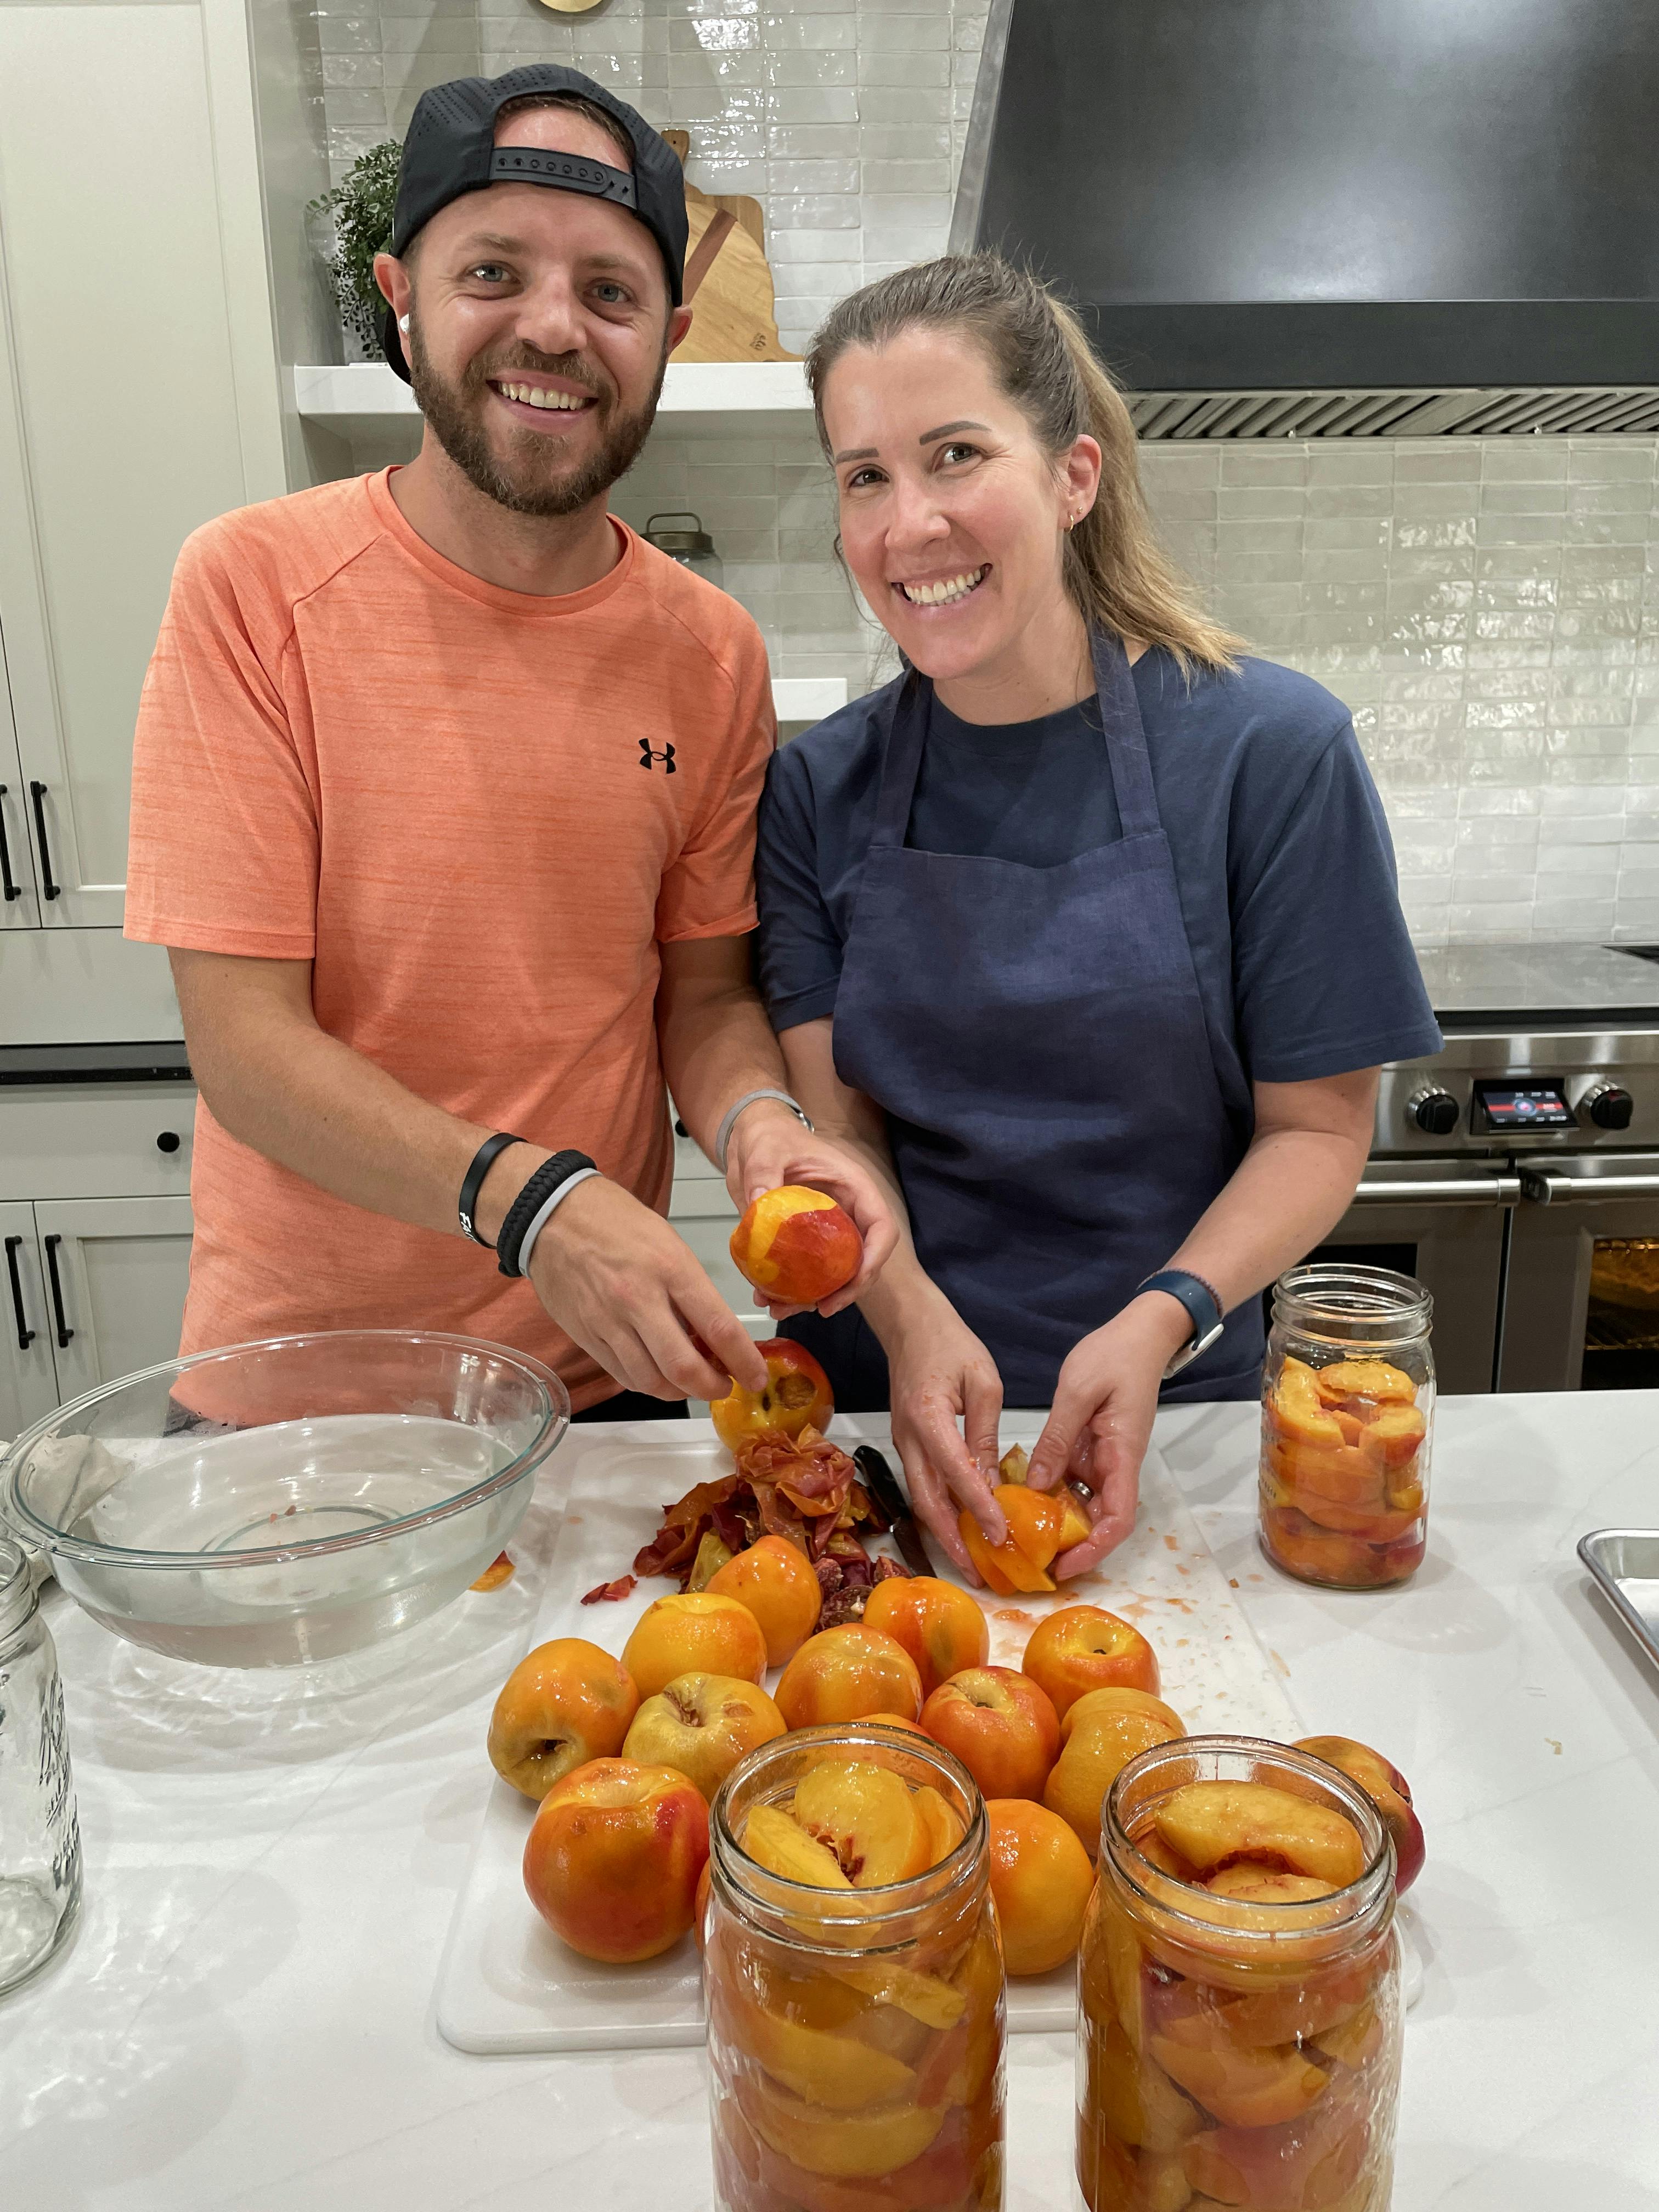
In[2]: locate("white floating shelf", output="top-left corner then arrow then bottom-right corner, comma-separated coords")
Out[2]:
292,359 -> 812,435
772,678 -> 847,722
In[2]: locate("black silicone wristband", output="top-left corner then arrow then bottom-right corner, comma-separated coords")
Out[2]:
458,1132 -> 524,1246
497,1150 -> 599,1278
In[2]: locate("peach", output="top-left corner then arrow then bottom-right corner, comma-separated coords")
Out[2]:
1294,1493 -> 1420,1543
793,1759 -> 933,1888
862,1575 -> 990,1699
1181,2086 -> 1369,2209
723,1982 -> 920,2111
1294,1736 -> 1425,1894
621,1590 -> 768,1699
734,2067 -> 945,2180
1150,1954 -> 1377,2054
915,1784 -> 967,1866
486,1637 -> 640,1801
1286,1445 -> 1385,1513
470,1549 -> 515,1592
957,1483 -> 1092,1596
1151,2034 -> 1330,2131
622,1671 -> 786,1802
707,1534 -> 823,1667
1090,2018 -> 1201,2153
1154,1782 -> 1367,1889
985,1799 -> 1095,1974
694,1859 -> 712,1954
1269,1359 -> 1345,1449
742,1802 -> 852,1889
1313,1359 -> 1417,1408
1262,1506 -> 1386,1590
730,1185 -> 863,1307
1205,1864 -> 1338,1905
921,1666 -> 1060,1802
1045,1689 -> 1188,1859
1356,1401 -> 1426,1472
523,1756 -> 708,1963
775,1624 -> 924,1730
1022,1605 -> 1161,1719
709,1336 -> 834,1453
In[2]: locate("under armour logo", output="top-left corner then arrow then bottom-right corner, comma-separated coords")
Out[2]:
640,739 -> 676,774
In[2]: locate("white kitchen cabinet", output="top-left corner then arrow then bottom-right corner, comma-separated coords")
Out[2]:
30,1198 -> 194,1404
0,1203 -> 59,1438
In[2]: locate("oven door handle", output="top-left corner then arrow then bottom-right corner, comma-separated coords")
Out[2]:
1353,1172 -> 1521,1206
1519,1167 -> 1659,1206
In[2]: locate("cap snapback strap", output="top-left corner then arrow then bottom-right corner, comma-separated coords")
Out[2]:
488,146 -> 637,208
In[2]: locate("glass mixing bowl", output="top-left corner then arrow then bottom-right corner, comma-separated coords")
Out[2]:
0,1331 -> 569,1668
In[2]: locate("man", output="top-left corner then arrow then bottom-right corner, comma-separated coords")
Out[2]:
125,66 -> 894,1417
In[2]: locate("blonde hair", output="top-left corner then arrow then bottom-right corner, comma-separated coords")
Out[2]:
806,253 -> 1242,679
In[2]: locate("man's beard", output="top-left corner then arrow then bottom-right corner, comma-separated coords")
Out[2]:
407,321 -> 667,518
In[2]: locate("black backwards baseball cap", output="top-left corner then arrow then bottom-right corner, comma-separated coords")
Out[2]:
380,65 -> 689,382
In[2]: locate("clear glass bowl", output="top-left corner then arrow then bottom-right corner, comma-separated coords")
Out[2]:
0,1331 -> 569,1669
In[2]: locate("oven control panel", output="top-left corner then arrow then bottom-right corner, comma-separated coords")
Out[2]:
1375,1034 -> 1659,1154
1472,1081 -> 1576,1132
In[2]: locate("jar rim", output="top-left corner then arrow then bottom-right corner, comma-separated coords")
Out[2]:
709,1721 -> 988,1944
0,1536 -> 36,1644
1272,1261 -> 1432,1338
1102,1733 -> 1396,1947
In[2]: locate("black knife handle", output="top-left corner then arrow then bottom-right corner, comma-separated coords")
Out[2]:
853,1444 -> 934,1573
0,787 -> 20,900
43,1233 -> 74,1348
29,783 -> 60,900
5,1235 -> 34,1350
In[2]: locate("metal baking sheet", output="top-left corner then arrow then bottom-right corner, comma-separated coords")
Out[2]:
1578,1528 -> 1659,1674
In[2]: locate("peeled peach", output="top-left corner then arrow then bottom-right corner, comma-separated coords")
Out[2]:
1269,1359 -> 1345,1449
486,1637 -> 640,1801
523,1756 -> 708,1962
957,1483 -> 1091,1596
1313,1359 -> 1417,1407
1151,2034 -> 1330,2131
1090,2017 -> 1201,2153
622,1671 -> 786,1802
706,1534 -> 823,1668
1356,1401 -> 1426,1472
793,1759 -> 932,1888
1045,1689 -> 1187,1859
1154,1781 -> 1367,1889
915,1784 -> 967,1866
1262,1506 -> 1387,1590
1205,1863 -> 1338,1904
622,1590 -> 768,1699
985,1799 -> 1095,1974
734,2068 -> 944,2181
1022,1605 -> 1160,1719
742,1802 -> 853,1889
724,1982 -> 920,2111
1286,1444 -> 1384,1513
730,1186 -> 862,1307
921,1666 -> 1060,1802
1181,2085 -> 1369,2209
862,1575 -> 990,1699
709,1336 -> 834,1453
1295,1735 -> 1425,1894
775,1624 -> 923,1730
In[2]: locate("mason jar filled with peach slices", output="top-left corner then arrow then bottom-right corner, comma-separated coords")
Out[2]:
705,1722 -> 1005,2212
1077,1736 -> 1403,2212
1259,1263 -> 1434,1590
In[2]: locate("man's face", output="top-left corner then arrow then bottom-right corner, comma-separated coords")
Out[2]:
378,109 -> 689,517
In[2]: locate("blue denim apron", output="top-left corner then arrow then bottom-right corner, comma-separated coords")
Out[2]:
785,630 -> 1263,1409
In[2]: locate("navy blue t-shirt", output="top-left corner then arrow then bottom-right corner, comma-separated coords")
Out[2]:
756,650 -> 1442,1135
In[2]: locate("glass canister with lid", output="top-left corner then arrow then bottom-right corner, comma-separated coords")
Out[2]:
1259,1262 -> 1434,1590
1077,1735 -> 1403,2212
0,1536 -> 83,1995
705,1721 -> 1006,2212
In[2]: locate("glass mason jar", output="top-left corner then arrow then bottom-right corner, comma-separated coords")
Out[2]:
1077,1736 -> 1402,2212
0,1537 -> 83,1995
1259,1263 -> 1435,1590
644,511 -> 725,592
706,1722 -> 1006,2212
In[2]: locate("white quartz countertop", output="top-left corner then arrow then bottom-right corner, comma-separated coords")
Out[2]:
4,1392 -> 1658,2211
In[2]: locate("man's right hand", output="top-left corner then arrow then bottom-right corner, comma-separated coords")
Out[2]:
527,1176 -> 768,1402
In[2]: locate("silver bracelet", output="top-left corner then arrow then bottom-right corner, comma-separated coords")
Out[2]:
713,1088 -> 814,1174
515,1167 -> 601,1278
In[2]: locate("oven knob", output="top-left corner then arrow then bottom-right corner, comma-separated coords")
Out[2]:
1407,1086 -> 1459,1137
1584,1082 -> 1634,1132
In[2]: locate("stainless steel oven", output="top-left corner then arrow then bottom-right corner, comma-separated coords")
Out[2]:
1502,1150 -> 1659,1389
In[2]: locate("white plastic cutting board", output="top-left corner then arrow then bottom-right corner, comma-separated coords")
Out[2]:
433,1414 -> 1300,2055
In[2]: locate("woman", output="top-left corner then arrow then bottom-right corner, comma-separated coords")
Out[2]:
756,255 -> 1441,1583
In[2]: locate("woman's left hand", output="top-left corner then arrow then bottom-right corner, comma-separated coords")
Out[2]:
724,1103 -> 901,1317
1023,1295 -> 1193,1577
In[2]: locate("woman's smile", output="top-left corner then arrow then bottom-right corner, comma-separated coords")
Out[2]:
893,565 -> 990,610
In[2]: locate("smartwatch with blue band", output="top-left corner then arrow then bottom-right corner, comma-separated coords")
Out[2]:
1137,1268 -> 1227,1378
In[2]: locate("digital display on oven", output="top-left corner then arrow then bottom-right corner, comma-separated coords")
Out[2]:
1474,1082 -> 1575,1131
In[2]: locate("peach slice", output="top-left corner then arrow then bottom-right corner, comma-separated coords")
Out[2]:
837,1959 -> 967,2031
1269,1359 -> 1345,1449
1153,1959 -> 1374,2054
793,1760 -> 933,1888
743,1802 -> 852,1889
735,2069 -> 945,2180
1093,2018 -> 1201,2152
1150,2034 -> 1330,2131
724,1985 -> 919,2111
1181,2086 -> 1368,2210
1357,1402 -> 1427,1472
1138,2148 -> 1198,2212
915,1784 -> 967,1866
1313,1359 -> 1417,1407
1153,1782 -> 1367,1889
1294,1493 -> 1419,1542
1205,1863 -> 1339,1905
1313,2001 -> 1384,2071
1286,1446 -> 1385,1513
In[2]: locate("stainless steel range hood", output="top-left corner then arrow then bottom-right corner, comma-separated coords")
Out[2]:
951,0 -> 1659,438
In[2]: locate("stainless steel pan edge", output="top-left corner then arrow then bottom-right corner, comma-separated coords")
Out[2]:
1578,1528 -> 1659,1675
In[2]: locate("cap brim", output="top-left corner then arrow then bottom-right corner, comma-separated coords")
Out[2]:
381,297 -> 412,383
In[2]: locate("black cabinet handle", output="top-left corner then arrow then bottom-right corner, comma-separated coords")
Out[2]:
0,787 -> 19,901
4,1236 -> 33,1351
43,1234 -> 73,1348
29,782 -> 60,901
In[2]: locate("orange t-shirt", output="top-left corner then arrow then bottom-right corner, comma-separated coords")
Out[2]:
125,468 -> 774,1409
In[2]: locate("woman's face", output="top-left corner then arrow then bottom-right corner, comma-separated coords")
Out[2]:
821,324 -> 1100,688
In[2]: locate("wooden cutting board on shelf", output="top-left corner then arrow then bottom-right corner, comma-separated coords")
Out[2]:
663,128 -> 798,364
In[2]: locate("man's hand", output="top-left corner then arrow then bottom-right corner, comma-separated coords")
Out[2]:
528,1177 -> 768,1402
882,1292 -> 1008,1583
1024,1295 -> 1192,1577
724,1102 -> 901,1318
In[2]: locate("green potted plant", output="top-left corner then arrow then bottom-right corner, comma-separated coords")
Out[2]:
308,141 -> 402,362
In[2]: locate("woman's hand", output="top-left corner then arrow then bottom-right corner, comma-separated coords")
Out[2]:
1024,1295 -> 1193,1577
724,1102 -> 901,1317
883,1294 -> 1009,1583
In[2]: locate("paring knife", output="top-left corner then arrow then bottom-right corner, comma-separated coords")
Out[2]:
853,1444 -> 933,1578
